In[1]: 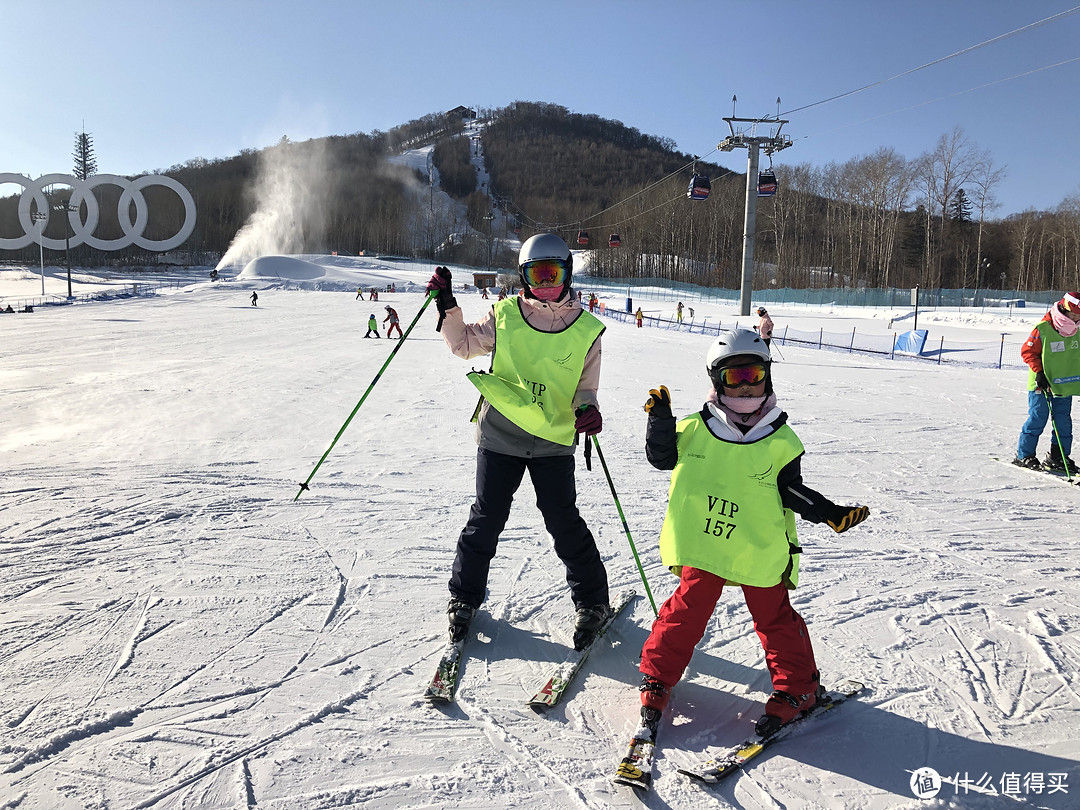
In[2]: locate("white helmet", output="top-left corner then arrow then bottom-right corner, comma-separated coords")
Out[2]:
707,329 -> 772,393
518,233 -> 573,297
706,328 -> 771,368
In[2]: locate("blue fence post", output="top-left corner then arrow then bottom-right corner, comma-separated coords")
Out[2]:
938,337 -> 944,365
999,333 -> 1006,369
818,328 -> 823,349
849,327 -> 856,352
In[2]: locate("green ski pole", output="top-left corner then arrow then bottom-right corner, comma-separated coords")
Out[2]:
1043,387 -> 1074,482
295,292 -> 437,500
590,433 -> 658,616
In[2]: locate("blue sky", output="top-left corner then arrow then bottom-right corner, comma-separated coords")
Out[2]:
3,0 -> 1079,218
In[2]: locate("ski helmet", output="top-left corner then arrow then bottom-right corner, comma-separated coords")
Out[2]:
757,307 -> 767,316
706,329 -> 772,392
518,233 -> 573,300
1062,291 -> 1080,313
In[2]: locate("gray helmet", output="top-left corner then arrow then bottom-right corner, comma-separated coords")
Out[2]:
518,233 -> 573,299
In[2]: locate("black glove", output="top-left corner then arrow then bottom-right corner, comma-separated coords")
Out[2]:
1035,371 -> 1053,396
643,386 -> 672,419
825,504 -> 870,533
425,266 -> 457,331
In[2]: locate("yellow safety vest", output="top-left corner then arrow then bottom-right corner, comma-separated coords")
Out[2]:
467,299 -> 605,446
659,413 -> 804,588
1028,320 -> 1080,396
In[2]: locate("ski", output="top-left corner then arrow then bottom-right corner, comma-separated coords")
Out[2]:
991,456 -> 1079,486
612,708 -> 662,790
677,679 -> 864,784
423,637 -> 467,704
528,589 -> 637,710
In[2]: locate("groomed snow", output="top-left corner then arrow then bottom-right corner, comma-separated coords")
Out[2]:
2,258 -> 1079,809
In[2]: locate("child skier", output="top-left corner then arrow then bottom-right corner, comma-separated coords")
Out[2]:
635,328 -> 870,737
364,314 -> 380,338
1015,290 -> 1080,472
425,234 -> 611,651
756,307 -> 774,346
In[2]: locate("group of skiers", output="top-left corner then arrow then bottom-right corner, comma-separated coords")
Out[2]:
422,233 -> 871,737
353,232 -> 1078,742
362,305 -> 402,339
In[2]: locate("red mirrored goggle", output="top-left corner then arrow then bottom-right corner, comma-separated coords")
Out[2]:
714,363 -> 768,387
521,258 -> 568,288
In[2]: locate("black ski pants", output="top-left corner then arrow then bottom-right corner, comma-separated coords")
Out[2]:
449,447 -> 609,611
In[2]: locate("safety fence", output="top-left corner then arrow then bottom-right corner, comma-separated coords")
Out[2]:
0,280 -> 186,314
593,304 -> 1026,372
582,277 -> 1064,313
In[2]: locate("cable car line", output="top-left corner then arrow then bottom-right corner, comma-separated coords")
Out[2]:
774,5 -> 1080,120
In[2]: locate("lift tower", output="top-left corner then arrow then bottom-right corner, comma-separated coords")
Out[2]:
718,107 -> 792,316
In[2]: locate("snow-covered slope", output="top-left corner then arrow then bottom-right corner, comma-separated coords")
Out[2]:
2,262 -> 1078,809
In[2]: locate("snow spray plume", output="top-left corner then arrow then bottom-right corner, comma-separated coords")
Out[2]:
216,138 -> 330,271
295,293 -> 439,501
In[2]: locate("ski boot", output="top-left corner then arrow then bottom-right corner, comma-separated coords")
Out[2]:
754,684 -> 827,737
1043,451 -> 1079,475
572,603 -> 613,650
447,598 -> 475,643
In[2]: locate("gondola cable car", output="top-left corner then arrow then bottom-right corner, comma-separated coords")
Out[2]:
608,232 -> 621,248
757,156 -> 778,197
576,229 -> 590,246
687,172 -> 711,201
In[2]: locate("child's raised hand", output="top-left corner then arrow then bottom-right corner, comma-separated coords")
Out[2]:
826,505 -> 870,533
643,386 -> 672,418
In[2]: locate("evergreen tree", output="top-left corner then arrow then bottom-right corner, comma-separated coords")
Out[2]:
949,188 -> 972,222
72,132 -> 97,179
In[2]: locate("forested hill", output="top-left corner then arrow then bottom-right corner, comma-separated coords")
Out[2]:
480,101 -> 730,229
3,101 -> 1077,293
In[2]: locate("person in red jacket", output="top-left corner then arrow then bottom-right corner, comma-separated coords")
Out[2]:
383,305 -> 403,339
1016,291 -> 1080,473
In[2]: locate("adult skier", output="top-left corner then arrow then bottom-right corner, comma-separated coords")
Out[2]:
424,234 -> 612,651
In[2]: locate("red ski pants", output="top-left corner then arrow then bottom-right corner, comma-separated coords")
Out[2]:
639,566 -> 818,695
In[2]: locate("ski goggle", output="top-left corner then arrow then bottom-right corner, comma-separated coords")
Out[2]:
714,363 -> 768,387
521,258 -> 569,288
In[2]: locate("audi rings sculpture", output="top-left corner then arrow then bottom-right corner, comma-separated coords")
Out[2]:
0,173 -> 196,252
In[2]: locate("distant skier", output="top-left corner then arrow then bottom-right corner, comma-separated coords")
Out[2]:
1014,290 -> 1080,472
635,307 -> 644,328
356,286 -> 365,300
383,305 -> 403,338
676,301 -> 684,323
634,328 -> 870,738
364,314 -> 380,338
250,291 -> 258,307
756,307 -> 774,346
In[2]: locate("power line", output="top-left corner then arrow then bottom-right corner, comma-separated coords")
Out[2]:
797,55 -> 1080,142
776,5 -> 1080,119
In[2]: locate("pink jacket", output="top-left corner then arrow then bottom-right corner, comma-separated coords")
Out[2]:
757,312 -> 774,340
